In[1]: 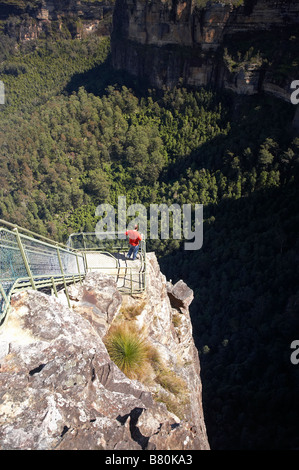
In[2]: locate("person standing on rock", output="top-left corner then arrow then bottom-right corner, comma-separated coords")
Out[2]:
125,225 -> 142,260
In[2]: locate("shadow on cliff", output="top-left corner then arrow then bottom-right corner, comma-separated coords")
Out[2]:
160,92 -> 295,183
159,181 -> 299,450
64,54 -> 152,99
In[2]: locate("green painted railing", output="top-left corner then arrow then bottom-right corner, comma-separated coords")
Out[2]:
0,223 -> 147,326
0,219 -> 85,325
68,232 -> 147,295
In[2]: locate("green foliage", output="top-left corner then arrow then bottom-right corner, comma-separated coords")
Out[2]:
104,315 -> 189,419
160,181 -> 299,449
104,322 -> 150,378
194,0 -> 244,8
0,32 -> 298,450
155,367 -> 187,396
0,36 -> 110,113
222,27 -> 299,82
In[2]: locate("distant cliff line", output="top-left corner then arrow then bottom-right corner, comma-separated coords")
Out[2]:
111,0 -> 299,108
0,0 -> 115,40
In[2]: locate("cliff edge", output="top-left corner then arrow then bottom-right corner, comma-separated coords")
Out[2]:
0,253 -> 209,450
111,0 -> 299,102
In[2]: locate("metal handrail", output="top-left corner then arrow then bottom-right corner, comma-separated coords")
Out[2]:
0,272 -> 83,323
0,221 -> 86,324
86,266 -> 145,294
0,223 -> 147,326
70,232 -> 147,296
0,219 -> 69,250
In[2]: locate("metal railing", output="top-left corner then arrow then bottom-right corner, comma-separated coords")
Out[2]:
0,219 -> 85,324
0,223 -> 147,325
68,232 -> 147,295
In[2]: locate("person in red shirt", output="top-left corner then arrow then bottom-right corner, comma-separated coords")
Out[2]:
125,225 -> 142,260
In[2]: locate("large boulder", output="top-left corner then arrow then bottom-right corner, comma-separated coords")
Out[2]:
167,279 -> 194,312
67,272 -> 122,337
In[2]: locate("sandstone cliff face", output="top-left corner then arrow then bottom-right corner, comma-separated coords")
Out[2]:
111,0 -> 299,100
0,253 -> 209,450
1,0 -> 114,40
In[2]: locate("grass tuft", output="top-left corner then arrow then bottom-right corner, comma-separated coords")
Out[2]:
104,322 -> 150,379
119,299 -> 147,320
104,311 -> 190,419
155,368 -> 187,396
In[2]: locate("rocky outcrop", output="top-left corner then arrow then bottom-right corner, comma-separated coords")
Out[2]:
1,0 -> 114,40
0,253 -> 209,450
111,0 -> 299,102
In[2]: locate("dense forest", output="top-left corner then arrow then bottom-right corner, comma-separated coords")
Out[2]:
0,27 -> 299,449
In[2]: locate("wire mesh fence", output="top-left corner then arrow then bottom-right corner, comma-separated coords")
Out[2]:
0,223 -> 147,325
0,223 -> 85,323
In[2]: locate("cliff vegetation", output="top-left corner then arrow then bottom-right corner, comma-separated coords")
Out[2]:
0,260 -> 209,450
0,0 -> 298,450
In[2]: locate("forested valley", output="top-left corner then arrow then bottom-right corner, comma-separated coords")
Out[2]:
0,33 -> 298,449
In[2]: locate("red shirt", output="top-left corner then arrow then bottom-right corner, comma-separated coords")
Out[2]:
125,230 -> 142,246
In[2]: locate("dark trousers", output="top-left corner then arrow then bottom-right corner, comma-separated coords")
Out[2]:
127,244 -> 139,260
